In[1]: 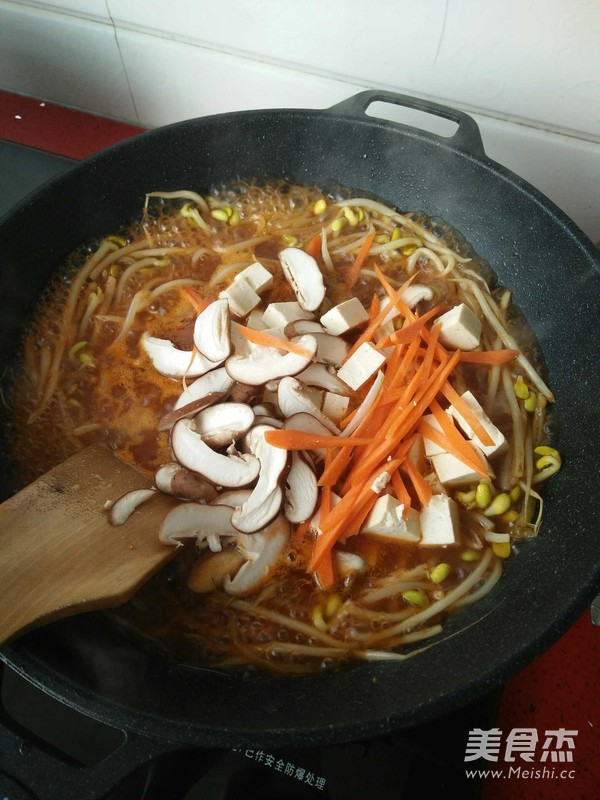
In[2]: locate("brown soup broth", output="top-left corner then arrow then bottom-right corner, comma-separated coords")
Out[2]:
7,180 -> 556,674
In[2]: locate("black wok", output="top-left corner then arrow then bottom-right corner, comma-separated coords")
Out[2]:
1,91 -> 599,763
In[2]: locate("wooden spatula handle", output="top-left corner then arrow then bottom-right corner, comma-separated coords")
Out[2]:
0,445 -> 177,645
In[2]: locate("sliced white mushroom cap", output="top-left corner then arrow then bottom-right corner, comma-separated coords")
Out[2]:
402,283 -> 434,309
277,376 -> 341,434
193,298 -> 231,363
174,367 -> 235,411
159,390 -> 227,432
154,463 -> 218,503
171,418 -> 259,487
223,514 -> 290,597
140,332 -> 222,379
335,550 -> 367,577
283,319 -> 324,338
229,382 -> 260,404
225,334 -> 317,386
312,332 -> 350,368
159,502 -> 238,551
252,402 -> 278,417
278,247 -> 325,311
231,424 -> 288,533
253,415 -> 283,429
284,452 -> 318,524
211,489 -> 252,507
187,548 -> 245,593
283,412 -> 333,460
192,402 -> 255,448
295,363 -> 353,396
108,488 -> 156,526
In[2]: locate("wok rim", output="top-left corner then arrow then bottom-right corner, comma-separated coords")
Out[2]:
1,97 -> 599,748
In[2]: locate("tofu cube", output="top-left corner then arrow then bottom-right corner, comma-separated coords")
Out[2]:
431,448 -> 490,487
320,298 -> 369,335
246,309 -> 267,330
262,301 -> 314,328
233,262 -> 273,294
219,278 -> 261,317
448,391 -> 507,457
337,342 -> 387,391
362,495 -> 422,543
433,303 -> 481,350
419,495 -> 460,546
322,391 -> 350,421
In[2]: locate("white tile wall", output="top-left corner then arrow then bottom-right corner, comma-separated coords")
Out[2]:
0,1 -> 135,120
1,0 -> 599,241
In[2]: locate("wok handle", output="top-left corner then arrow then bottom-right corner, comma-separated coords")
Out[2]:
328,90 -> 486,158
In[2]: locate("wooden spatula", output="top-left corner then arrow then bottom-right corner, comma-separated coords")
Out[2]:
0,444 -> 178,646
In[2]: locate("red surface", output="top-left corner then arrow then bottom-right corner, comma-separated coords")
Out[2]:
0,91 -> 144,157
1,89 -> 598,799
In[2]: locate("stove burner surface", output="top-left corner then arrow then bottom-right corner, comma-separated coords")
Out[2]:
1,659 -> 499,799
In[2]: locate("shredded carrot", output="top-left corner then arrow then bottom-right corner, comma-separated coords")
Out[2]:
390,469 -> 411,513
344,272 -> 418,360
295,267 -> 506,584
420,320 -> 442,381
441,381 -> 494,447
403,458 -> 433,507
419,420 -> 487,478
368,292 -> 381,324
428,399 -> 489,475
236,325 -> 314,359
374,265 -> 415,320
318,443 -> 354,487
458,349 -> 519,365
182,286 -> 210,314
265,429 -> 373,451
314,549 -> 334,589
374,304 -> 446,349
305,234 -> 322,258
310,460 -> 402,570
291,517 -> 312,547
345,233 -> 375,291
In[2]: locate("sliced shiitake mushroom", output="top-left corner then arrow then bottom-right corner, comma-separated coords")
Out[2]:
159,502 -> 238,551
223,514 -> 290,596
187,548 -> 245,593
295,363 -> 352,396
277,376 -> 341,434
174,367 -> 235,411
192,402 -> 255,448
154,463 -> 218,503
231,424 -> 288,533
284,452 -> 318,524
108,488 -> 156,526
279,247 -> 325,311
171,418 -> 259,487
225,334 -> 317,386
140,332 -> 222,379
312,332 -> 350,368
193,298 -> 231,362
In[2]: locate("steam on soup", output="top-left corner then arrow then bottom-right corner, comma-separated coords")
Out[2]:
8,181 -> 560,674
